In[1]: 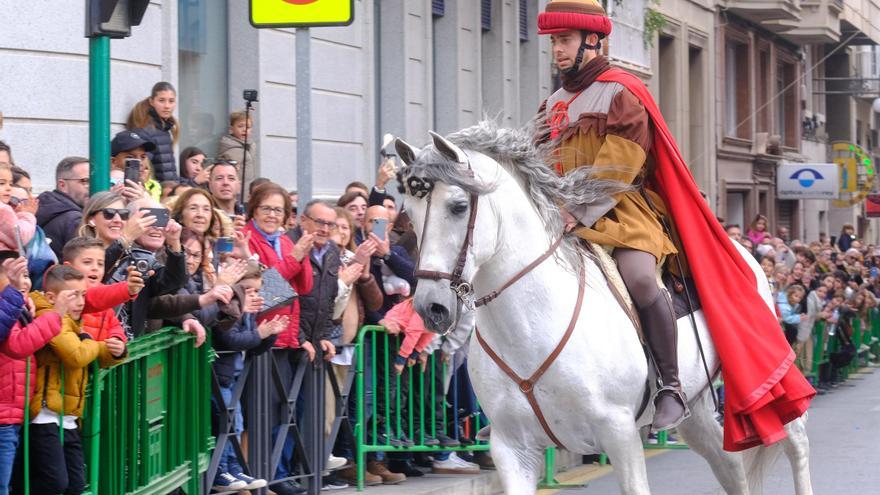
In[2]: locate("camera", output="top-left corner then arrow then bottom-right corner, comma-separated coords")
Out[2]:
135,259 -> 151,274
243,89 -> 258,103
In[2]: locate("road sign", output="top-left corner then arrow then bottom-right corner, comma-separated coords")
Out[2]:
250,0 -> 354,28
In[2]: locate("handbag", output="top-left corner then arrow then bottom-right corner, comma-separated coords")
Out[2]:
258,267 -> 297,318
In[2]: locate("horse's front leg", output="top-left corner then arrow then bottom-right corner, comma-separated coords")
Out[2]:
595,410 -> 651,495
489,429 -> 544,495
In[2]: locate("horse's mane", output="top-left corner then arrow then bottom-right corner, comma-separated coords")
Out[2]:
400,119 -> 630,270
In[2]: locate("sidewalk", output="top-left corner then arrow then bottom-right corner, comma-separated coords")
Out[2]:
331,449 -> 586,495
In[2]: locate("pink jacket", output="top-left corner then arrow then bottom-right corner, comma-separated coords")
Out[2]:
0,202 -> 35,250
0,312 -> 61,425
384,299 -> 435,359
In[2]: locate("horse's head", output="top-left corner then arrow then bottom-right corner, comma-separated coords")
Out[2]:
395,132 -> 500,334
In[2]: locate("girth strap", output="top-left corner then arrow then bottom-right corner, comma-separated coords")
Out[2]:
474,265 -> 586,449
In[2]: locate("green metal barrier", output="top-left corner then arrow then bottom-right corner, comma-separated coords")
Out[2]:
20,327 -> 212,494
354,325 -> 489,491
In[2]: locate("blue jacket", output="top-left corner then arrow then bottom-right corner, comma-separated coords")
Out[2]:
0,285 -> 24,343
212,313 -> 276,387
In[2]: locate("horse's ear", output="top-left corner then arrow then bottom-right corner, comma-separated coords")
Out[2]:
428,131 -> 468,164
395,138 -> 420,166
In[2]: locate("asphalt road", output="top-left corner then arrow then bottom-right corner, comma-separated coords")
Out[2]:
561,367 -> 880,494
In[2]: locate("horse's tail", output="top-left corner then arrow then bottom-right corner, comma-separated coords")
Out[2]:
742,441 -> 784,494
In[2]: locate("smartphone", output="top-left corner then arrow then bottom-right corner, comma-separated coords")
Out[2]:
372,218 -> 388,241
215,237 -> 234,254
124,158 -> 141,185
13,225 -> 25,256
140,207 -> 169,228
871,266 -> 878,279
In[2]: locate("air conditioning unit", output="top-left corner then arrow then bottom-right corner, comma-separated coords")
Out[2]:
768,134 -> 782,155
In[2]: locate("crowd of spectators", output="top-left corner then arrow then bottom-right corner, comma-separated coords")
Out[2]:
0,81 -> 485,495
725,214 -> 879,391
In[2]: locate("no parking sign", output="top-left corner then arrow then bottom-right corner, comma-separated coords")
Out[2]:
250,0 -> 354,28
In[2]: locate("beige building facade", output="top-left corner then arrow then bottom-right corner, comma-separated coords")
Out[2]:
648,0 -> 880,244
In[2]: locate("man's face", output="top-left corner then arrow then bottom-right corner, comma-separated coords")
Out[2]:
550,30 -> 595,71
778,227 -> 789,241
383,198 -> 397,224
114,147 -> 151,183
209,164 -> 240,203
302,203 -> 337,248
57,162 -> 90,207
726,226 -> 742,241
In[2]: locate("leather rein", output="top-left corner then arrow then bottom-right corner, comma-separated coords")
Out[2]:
411,170 -> 583,449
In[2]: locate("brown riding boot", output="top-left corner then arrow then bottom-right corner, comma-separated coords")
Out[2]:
638,290 -> 690,432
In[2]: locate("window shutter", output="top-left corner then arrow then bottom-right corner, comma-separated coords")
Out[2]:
519,0 -> 528,41
481,0 -> 492,31
432,0 -> 445,17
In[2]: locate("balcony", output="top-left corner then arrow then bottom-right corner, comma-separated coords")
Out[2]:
777,0 -> 843,44
723,0 -> 802,24
839,0 -> 880,45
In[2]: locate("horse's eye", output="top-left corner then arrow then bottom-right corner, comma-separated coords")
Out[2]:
450,202 -> 468,216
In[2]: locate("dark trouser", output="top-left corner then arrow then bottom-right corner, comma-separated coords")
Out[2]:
613,248 -> 661,308
25,424 -> 85,495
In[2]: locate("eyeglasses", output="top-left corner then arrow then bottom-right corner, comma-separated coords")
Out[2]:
184,249 -> 203,260
61,176 -> 90,186
304,213 -> 337,230
212,159 -> 239,166
257,205 -> 285,217
98,208 -> 130,221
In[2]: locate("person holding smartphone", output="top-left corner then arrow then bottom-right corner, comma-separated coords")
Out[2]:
110,129 -> 162,202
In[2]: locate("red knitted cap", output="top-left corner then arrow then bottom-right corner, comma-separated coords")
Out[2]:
537,0 -> 612,36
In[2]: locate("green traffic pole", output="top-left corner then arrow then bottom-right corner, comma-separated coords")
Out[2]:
89,36 -> 111,194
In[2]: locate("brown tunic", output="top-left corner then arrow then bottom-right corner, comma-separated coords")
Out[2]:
540,68 -> 676,262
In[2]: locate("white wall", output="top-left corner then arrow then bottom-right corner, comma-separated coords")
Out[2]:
0,0 -> 176,192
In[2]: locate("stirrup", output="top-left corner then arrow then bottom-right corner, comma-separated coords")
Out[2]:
476,425 -> 491,442
649,385 -> 691,433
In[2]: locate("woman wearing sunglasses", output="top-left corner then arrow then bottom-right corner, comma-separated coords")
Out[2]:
77,191 -> 157,264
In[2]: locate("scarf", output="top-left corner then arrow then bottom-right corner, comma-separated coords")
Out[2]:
561,55 -> 610,93
251,219 -> 284,259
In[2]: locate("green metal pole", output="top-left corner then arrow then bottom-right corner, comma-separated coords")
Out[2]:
89,36 -> 111,194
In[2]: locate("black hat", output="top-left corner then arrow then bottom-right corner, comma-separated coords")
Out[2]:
111,129 -> 156,156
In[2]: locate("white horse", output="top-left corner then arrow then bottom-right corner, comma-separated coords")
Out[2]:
394,123 -> 812,495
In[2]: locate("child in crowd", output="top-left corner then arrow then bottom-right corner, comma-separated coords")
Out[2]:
217,110 -> 256,187
211,263 -> 287,492
26,266 -> 127,495
0,256 -> 62,495
379,297 -> 435,376
779,285 -> 805,344
0,163 -> 36,250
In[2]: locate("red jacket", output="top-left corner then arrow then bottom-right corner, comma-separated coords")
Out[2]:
244,221 -> 313,348
0,296 -> 61,425
82,282 -> 131,343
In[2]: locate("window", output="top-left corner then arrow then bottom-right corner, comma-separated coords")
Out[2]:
724,39 -> 751,139
757,50 -> 770,133
482,0 -> 492,31
778,61 -> 798,147
432,0 -> 444,17
519,0 -> 528,41
178,0 -> 228,154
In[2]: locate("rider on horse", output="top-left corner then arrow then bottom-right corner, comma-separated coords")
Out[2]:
537,0 -> 688,432
536,0 -> 815,451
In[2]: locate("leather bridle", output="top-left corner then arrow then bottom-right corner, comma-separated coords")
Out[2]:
408,163 -> 581,449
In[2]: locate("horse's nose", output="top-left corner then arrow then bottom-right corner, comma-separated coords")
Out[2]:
427,303 -> 450,327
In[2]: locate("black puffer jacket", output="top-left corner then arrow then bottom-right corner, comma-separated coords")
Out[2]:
36,190 -> 83,261
138,109 -> 178,182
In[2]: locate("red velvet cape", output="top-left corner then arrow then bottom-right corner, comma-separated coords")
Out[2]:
597,69 -> 815,451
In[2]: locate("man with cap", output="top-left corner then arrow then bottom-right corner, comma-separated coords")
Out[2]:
536,0 -> 813,450
110,129 -> 161,201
